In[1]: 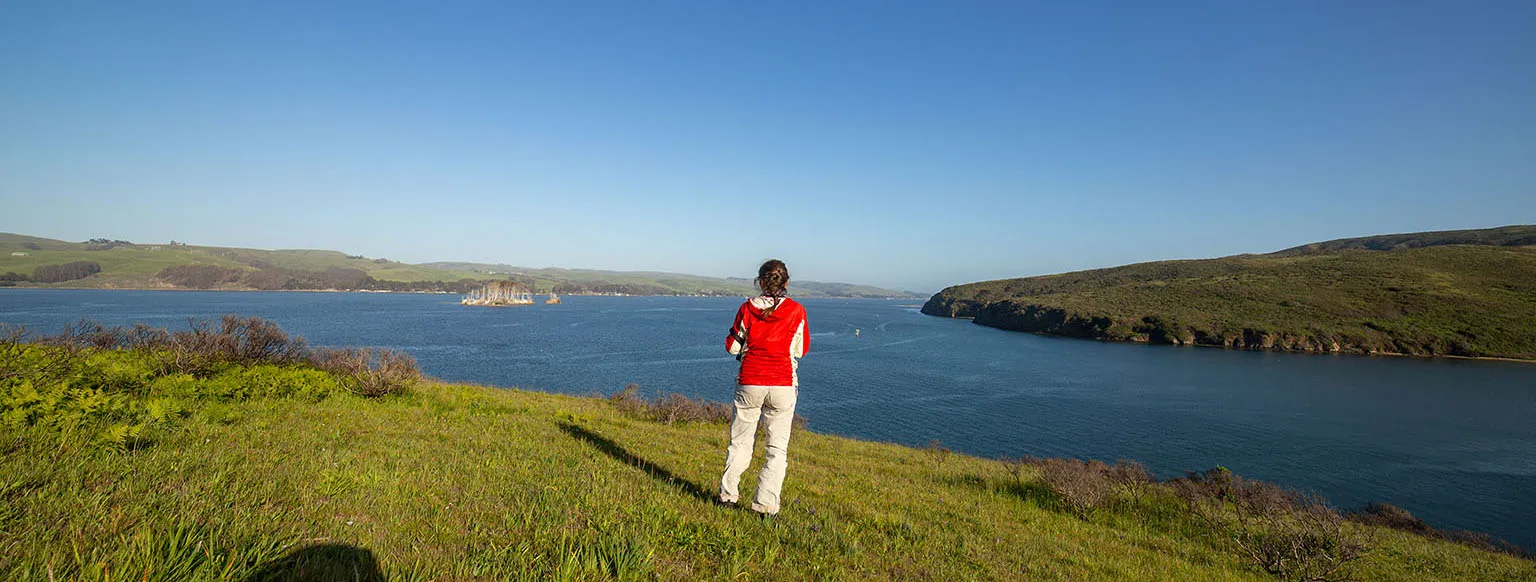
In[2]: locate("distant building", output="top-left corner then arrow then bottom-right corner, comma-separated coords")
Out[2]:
9,252 -> 27,256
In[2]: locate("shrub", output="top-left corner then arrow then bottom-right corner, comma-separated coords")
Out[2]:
23,316 -> 418,398
1348,503 -> 1529,559
651,392 -> 733,424
1347,503 -> 1431,535
155,265 -> 244,289
1031,457 -> 1113,518
32,261 -> 101,283
608,384 -> 732,424
606,384 -> 806,428
999,456 -> 1029,486
1172,467 -> 1370,581
1109,459 -> 1154,503
308,347 -> 421,398
923,439 -> 953,472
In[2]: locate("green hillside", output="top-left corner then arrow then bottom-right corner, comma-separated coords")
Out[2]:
0,234 -> 914,297
423,263 -> 918,298
2,323 -> 1529,581
0,233 -> 478,288
922,226 -> 1536,360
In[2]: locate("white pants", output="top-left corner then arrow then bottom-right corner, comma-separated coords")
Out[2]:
718,384 -> 798,514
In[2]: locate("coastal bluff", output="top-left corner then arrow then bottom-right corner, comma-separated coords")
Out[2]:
922,226 -> 1536,360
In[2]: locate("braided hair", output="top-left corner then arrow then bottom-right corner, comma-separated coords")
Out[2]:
756,259 -> 789,317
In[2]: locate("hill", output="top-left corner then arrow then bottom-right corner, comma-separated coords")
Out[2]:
424,262 -> 915,298
922,226 -> 1536,360
0,233 -> 914,297
1271,225 -> 1536,256
2,321 -> 1530,580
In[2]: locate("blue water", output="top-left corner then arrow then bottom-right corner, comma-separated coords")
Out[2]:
3,289 -> 1534,549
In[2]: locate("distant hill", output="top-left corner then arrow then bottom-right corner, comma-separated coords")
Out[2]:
0,233 -> 915,298
423,262 -> 916,298
1270,225 -> 1536,256
922,226 -> 1536,360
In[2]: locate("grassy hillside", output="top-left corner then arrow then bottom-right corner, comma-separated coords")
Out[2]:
1271,225 -> 1536,256
923,227 -> 1536,360
0,234 -> 914,297
1,321 -> 1531,580
423,262 -> 918,298
0,233 -> 479,287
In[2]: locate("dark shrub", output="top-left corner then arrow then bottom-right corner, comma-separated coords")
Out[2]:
0,271 -> 28,282
22,242 -> 41,250
244,269 -> 295,290
308,347 -> 421,398
32,261 -> 101,283
1173,467 -> 1370,581
1031,457 -> 1114,517
156,265 -> 244,289
606,384 -> 805,428
1348,503 -> 1530,559
36,316 -> 309,375
1348,503 -> 1432,535
608,383 -> 732,424
1109,459 -> 1154,503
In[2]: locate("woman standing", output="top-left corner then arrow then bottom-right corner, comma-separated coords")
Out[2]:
720,259 -> 809,517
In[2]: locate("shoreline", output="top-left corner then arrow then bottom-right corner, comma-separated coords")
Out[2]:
0,285 -> 917,300
951,318 -> 1536,365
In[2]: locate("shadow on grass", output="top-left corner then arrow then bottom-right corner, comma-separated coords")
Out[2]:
242,543 -> 384,582
558,421 -> 715,503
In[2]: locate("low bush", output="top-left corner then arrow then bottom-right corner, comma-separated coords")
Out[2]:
609,384 -> 732,425
32,261 -> 101,283
607,384 -> 808,429
1030,457 -> 1114,518
2,317 -> 424,451
1171,467 -> 1370,582
1349,503 -> 1530,559
308,347 -> 421,398
154,265 -> 244,289
1109,459 -> 1154,503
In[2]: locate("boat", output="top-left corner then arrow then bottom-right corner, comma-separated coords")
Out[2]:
545,292 -> 561,305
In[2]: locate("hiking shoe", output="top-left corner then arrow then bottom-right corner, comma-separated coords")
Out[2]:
759,512 -> 777,524
714,499 -> 738,509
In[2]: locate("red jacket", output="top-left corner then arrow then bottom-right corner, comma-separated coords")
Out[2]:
726,296 -> 809,387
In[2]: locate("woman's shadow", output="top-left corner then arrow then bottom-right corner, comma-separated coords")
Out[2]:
242,543 -> 385,582
558,421 -> 714,502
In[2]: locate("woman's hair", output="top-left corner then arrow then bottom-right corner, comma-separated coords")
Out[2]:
755,259 -> 789,316
756,259 -> 789,297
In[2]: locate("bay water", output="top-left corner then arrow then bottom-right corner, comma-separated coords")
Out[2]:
2,289 -> 1533,550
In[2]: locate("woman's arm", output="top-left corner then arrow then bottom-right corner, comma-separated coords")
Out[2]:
790,310 -> 808,358
726,304 -> 750,356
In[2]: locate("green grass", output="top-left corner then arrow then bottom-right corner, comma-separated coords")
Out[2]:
924,233 -> 1536,359
2,347 -> 1531,580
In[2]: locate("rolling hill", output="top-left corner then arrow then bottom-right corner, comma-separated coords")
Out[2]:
0,233 -> 916,298
922,226 -> 1536,360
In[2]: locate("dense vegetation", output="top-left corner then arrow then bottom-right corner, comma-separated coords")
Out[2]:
2,319 -> 1530,580
0,233 -> 914,297
924,226 -> 1536,360
31,260 -> 102,283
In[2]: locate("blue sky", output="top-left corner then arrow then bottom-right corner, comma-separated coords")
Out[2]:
2,1 -> 1533,292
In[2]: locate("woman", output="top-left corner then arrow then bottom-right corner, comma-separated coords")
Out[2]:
720,259 -> 808,518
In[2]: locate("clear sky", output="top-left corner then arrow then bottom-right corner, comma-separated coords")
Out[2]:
2,1 -> 1533,292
